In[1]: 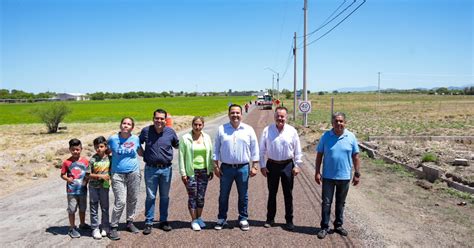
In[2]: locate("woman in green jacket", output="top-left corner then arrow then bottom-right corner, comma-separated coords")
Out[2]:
178,116 -> 214,231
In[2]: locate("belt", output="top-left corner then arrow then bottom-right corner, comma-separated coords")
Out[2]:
222,163 -> 248,168
147,163 -> 171,168
268,158 -> 293,165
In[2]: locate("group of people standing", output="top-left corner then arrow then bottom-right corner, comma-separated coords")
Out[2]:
60,104 -> 360,241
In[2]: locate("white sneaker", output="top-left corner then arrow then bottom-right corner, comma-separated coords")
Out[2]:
197,217 -> 206,228
92,228 -> 102,240
100,228 -> 107,237
191,220 -> 201,231
239,220 -> 250,231
214,219 -> 227,230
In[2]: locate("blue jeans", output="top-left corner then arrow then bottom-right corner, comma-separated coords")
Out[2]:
218,163 -> 249,221
320,178 -> 350,230
144,165 -> 172,225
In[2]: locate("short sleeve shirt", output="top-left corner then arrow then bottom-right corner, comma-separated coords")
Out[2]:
316,129 -> 359,180
61,157 -> 89,195
108,134 -> 140,174
87,154 -> 111,188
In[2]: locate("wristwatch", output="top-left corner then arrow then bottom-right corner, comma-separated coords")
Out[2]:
354,172 -> 361,178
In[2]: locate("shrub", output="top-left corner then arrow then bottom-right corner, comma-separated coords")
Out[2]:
32,103 -> 71,133
422,152 -> 438,162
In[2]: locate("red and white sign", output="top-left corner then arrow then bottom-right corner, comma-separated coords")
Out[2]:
298,100 -> 311,113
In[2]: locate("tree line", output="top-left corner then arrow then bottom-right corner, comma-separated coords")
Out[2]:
1,86 -> 473,101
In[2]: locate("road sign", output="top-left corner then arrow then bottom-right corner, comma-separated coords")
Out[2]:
298,100 -> 312,113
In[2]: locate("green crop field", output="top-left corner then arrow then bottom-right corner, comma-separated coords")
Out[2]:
0,96 -> 253,125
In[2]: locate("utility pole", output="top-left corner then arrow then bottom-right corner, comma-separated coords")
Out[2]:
293,32 -> 297,121
272,74 -> 275,95
302,0 -> 308,127
378,72 -> 381,110
276,72 -> 280,100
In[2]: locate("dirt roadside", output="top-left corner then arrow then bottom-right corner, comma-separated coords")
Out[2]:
0,106 -> 473,247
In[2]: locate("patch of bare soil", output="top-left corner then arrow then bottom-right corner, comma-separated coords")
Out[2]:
296,126 -> 474,247
0,117 -> 193,198
367,139 -> 474,186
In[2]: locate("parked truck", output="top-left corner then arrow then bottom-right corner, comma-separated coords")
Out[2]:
257,93 -> 273,110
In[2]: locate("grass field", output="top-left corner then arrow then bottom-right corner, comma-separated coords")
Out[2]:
0,96 -> 253,125
284,93 -> 474,139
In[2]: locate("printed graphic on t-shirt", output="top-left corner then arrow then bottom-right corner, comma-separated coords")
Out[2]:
117,141 -> 136,155
66,160 -> 88,195
88,155 -> 111,188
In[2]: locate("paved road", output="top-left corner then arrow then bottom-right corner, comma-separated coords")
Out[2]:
0,106 -> 363,247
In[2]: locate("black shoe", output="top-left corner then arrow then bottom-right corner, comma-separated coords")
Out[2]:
159,221 -> 172,232
334,226 -> 348,236
263,220 -> 274,228
108,227 -> 120,241
317,229 -> 328,239
143,224 -> 153,235
284,222 -> 295,231
78,223 -> 91,230
126,221 -> 139,233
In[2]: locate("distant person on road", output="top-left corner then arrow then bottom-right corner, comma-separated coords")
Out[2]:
87,136 -> 111,240
259,106 -> 302,231
213,104 -> 259,231
60,138 -> 90,238
178,116 -> 214,231
107,117 -> 142,240
314,112 -> 361,239
244,103 -> 249,113
139,109 -> 179,235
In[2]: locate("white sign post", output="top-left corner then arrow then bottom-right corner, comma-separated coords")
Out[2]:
298,100 -> 312,114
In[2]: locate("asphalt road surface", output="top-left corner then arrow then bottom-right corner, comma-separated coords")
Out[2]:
0,106 -> 363,247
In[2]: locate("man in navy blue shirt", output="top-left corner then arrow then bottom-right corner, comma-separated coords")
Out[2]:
139,109 -> 179,235
314,112 -> 361,239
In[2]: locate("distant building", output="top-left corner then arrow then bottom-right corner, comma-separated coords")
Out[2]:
54,93 -> 89,101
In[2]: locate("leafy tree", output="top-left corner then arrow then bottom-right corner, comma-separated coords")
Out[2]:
32,103 -> 72,133
464,86 -> 474,95
435,87 -> 449,95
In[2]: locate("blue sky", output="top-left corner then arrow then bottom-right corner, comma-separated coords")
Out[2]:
1,0 -> 472,93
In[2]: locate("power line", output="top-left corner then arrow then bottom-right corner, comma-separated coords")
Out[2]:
304,0 -> 366,48
280,42 -> 296,81
297,0 -> 353,39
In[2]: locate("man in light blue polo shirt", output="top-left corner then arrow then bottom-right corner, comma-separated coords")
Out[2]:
314,112 -> 361,239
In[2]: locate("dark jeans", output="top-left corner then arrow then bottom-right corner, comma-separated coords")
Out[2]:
266,160 -> 294,223
320,178 -> 350,230
218,163 -> 249,221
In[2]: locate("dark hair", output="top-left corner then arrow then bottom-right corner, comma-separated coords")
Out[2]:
93,136 -> 107,147
192,116 -> 205,124
228,104 -> 242,113
275,106 -> 288,113
153,109 -> 168,118
120,117 -> 135,128
332,112 -> 346,122
69,138 -> 82,148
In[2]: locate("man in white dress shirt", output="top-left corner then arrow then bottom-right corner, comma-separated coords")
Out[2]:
213,104 -> 259,231
259,106 -> 303,231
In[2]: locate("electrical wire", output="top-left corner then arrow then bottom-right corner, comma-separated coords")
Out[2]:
303,0 -> 366,48
297,0 -> 353,39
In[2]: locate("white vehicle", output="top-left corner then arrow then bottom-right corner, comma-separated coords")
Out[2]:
256,94 -> 273,110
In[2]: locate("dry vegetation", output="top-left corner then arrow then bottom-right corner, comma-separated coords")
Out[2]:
0,116 -> 193,198
292,94 -> 474,185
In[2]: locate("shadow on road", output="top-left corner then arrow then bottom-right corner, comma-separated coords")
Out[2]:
45,225 -> 93,238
